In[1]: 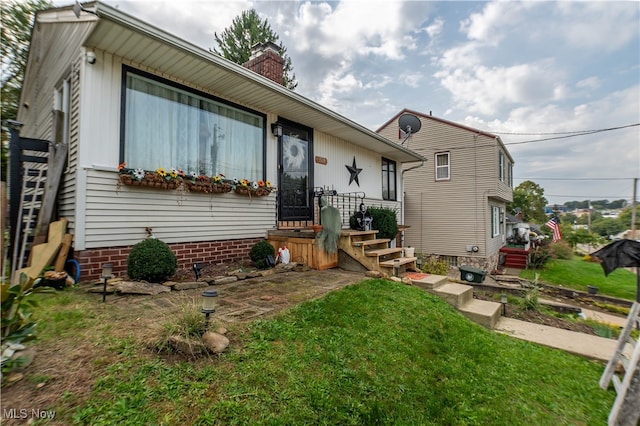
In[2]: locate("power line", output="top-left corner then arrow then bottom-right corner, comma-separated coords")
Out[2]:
502,123 -> 639,145
491,123 -> 639,136
515,177 -> 635,181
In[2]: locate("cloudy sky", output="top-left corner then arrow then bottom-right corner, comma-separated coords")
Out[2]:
58,0 -> 640,206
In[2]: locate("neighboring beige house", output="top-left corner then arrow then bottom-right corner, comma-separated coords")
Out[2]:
377,109 -> 514,271
11,2 -> 423,281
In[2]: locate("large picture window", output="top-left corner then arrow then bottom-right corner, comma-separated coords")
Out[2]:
121,67 -> 265,181
382,158 -> 396,201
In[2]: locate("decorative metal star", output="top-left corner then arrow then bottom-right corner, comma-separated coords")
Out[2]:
345,156 -> 362,186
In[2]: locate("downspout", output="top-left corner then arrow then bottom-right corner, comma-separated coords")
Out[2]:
401,160 -> 425,239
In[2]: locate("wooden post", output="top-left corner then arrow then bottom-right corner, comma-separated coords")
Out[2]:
33,110 -> 67,245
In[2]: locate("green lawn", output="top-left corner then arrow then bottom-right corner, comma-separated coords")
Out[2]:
24,280 -> 613,425
520,256 -> 638,301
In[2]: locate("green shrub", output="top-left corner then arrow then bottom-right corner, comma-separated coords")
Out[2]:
1,273 -> 54,379
550,241 -> 573,260
368,206 -> 398,241
419,254 -> 450,275
250,240 -> 276,269
528,240 -> 552,269
521,286 -> 540,311
127,238 -> 177,282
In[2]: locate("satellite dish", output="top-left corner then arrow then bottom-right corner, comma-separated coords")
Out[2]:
399,113 -> 421,135
398,113 -> 421,145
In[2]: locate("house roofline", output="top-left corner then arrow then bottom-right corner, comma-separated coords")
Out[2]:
89,2 -> 425,163
378,108 -> 513,163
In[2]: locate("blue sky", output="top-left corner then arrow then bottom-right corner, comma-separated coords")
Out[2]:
58,0 -> 640,206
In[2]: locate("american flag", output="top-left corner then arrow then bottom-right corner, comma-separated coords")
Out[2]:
545,217 -> 562,242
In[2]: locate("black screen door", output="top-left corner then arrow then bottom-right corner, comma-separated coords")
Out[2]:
278,122 -> 313,221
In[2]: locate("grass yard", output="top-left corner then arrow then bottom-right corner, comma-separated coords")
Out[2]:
5,279 -> 614,425
520,256 -> 637,301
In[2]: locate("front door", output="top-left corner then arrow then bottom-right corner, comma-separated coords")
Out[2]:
278,121 -> 313,221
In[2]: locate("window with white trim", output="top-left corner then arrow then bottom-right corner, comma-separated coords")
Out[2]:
121,67 -> 265,180
381,157 -> 397,201
491,206 -> 501,237
435,152 -> 450,181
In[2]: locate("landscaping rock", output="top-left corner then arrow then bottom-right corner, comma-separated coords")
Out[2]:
114,281 -> 171,295
168,335 -> 207,356
258,269 -> 275,277
293,264 -> 311,273
275,262 -> 297,272
389,276 -> 403,283
216,327 -> 228,335
171,281 -> 209,291
212,276 -> 238,285
401,276 -> 414,285
202,331 -> 230,354
365,270 -> 384,278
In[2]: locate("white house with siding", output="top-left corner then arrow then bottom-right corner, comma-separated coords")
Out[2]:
377,109 -> 514,271
15,2 -> 424,280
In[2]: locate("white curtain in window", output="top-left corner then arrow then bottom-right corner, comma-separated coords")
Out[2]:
124,72 -> 263,180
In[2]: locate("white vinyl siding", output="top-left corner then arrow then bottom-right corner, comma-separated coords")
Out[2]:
435,152 -> 450,181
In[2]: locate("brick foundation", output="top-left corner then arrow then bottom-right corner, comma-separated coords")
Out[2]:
74,237 -> 263,281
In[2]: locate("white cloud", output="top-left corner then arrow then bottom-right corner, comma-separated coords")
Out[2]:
435,59 -> 565,115
555,1 -> 640,51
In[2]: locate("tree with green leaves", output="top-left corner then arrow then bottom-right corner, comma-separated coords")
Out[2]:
1,0 -> 52,181
507,180 -> 548,223
212,9 -> 297,90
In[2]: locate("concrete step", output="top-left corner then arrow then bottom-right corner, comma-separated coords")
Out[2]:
407,273 -> 449,290
459,299 -> 502,329
379,257 -> 417,267
432,282 -> 474,308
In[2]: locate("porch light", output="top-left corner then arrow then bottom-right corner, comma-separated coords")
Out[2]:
101,263 -> 113,303
201,289 -> 218,331
271,122 -> 283,137
500,293 -> 508,316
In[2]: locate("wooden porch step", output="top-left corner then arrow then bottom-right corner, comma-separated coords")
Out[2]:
340,230 -> 378,237
365,247 -> 402,257
379,257 -> 417,267
354,238 -> 391,248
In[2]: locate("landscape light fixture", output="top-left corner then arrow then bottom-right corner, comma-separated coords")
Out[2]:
201,289 -> 218,331
416,257 -> 423,271
193,263 -> 203,281
271,122 -> 283,137
500,293 -> 508,316
101,263 -> 113,303
394,259 -> 400,277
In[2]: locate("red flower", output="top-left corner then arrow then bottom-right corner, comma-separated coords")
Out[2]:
118,162 -> 126,170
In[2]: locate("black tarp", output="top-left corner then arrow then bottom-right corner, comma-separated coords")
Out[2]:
591,239 -> 640,302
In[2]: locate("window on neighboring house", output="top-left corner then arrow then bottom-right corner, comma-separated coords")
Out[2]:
121,67 -> 265,181
435,152 -> 450,181
507,162 -> 513,187
382,157 -> 396,200
491,206 -> 501,237
498,151 -> 505,181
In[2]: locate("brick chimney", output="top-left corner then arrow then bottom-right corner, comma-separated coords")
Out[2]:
243,41 -> 284,85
